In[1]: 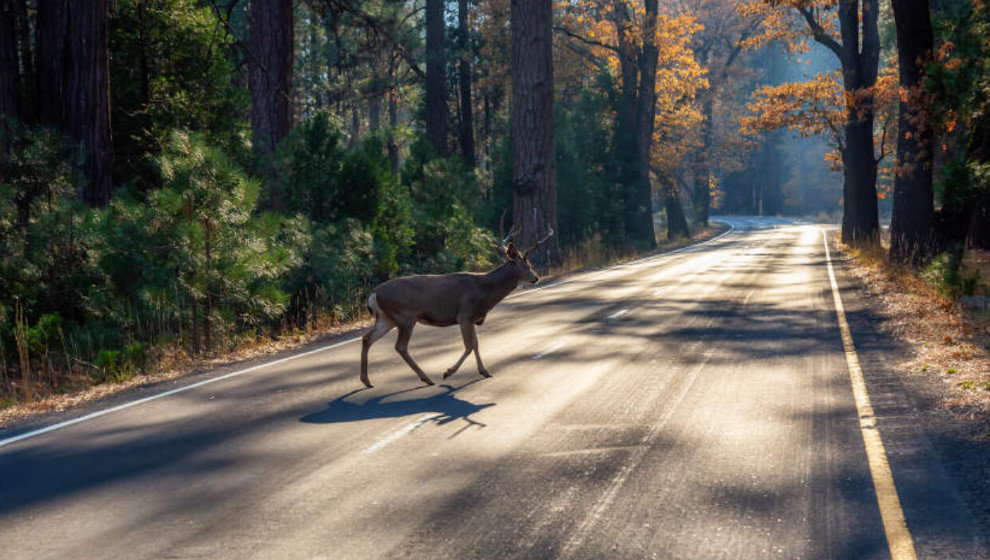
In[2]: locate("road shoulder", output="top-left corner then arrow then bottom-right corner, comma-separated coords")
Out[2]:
829,241 -> 990,558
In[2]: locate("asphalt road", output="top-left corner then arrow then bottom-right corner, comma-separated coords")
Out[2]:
1,216 -> 986,559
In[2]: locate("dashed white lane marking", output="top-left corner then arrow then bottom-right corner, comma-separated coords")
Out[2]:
532,342 -> 566,360
0,336 -> 362,450
361,413 -> 440,454
607,309 -> 629,319
822,230 -> 917,560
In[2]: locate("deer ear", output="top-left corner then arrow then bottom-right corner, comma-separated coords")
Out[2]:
506,243 -> 520,261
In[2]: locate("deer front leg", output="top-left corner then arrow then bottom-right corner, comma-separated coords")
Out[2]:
394,323 -> 434,386
472,329 -> 491,378
443,318 -> 476,380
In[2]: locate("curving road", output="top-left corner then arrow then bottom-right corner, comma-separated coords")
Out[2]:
0,216 -> 986,559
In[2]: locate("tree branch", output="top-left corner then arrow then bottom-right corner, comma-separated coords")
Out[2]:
553,25 -> 620,54
797,6 -> 844,61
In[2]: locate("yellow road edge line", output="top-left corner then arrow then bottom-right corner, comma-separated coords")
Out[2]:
822,230 -> 918,560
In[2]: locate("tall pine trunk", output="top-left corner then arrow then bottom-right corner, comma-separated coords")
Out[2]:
0,0 -> 21,119
249,0 -> 294,209
889,0 -> 935,262
425,0 -> 448,157
36,0 -> 113,207
511,0 -> 556,266
388,76 -> 400,174
457,0 -> 475,166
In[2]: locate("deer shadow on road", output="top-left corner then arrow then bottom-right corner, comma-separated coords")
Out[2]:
299,380 -> 495,432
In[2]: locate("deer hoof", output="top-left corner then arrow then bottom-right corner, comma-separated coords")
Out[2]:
442,369 -> 455,380
478,369 -> 491,378
423,377 -> 435,386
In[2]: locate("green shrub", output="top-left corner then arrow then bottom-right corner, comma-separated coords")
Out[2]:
923,248 -> 979,299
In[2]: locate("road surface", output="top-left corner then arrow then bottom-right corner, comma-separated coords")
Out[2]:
1,216 -> 986,559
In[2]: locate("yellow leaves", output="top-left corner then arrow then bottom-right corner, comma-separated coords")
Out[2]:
740,71 -> 845,141
739,0 -> 840,53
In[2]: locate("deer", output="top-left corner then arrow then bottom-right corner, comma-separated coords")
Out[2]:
359,217 -> 554,388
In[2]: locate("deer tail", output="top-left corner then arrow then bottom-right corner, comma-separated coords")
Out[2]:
367,293 -> 379,317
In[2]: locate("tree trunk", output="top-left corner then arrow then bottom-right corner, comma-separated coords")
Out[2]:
664,186 -> 690,239
457,0 -> 476,167
0,0 -> 21,119
889,0 -> 935,262
691,97 -> 715,226
612,0 -> 640,245
249,0 -> 294,209
388,82 -> 400,174
841,120 -> 880,242
425,0 -> 448,157
511,0 -> 557,266
36,0 -> 114,207
834,0 -> 880,244
368,93 -> 381,133
628,0 -> 659,248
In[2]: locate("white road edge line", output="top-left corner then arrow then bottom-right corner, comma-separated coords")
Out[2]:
0,220 -> 738,450
0,336 -> 361,449
822,230 -> 918,560
606,309 -> 629,319
361,413 -> 440,454
532,342 -> 566,360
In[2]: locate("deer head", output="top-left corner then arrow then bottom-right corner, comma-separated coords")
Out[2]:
497,210 -> 553,284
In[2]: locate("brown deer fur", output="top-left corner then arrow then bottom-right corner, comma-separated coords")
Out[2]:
360,242 -> 543,387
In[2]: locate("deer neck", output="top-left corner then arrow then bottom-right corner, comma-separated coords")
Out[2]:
481,263 -> 522,308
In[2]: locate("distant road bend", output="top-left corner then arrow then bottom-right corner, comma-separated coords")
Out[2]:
0,216 -> 986,560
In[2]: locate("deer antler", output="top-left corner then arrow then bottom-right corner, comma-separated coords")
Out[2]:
524,226 -> 554,257
498,209 -> 521,255
524,208 -> 554,257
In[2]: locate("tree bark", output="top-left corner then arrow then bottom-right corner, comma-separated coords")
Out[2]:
0,0 -> 21,119
249,0 -> 294,209
834,0 -> 880,244
628,0 -> 659,248
691,97 -> 715,227
511,0 -> 557,266
36,0 -> 114,207
889,0 -> 935,263
457,0 -> 476,167
612,0 -> 641,245
425,0 -> 448,157
663,186 -> 690,239
388,80 -> 400,175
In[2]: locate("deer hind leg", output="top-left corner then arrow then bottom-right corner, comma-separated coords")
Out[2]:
472,329 -> 490,378
360,295 -> 395,388
443,318 -> 476,380
394,323 -> 434,386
